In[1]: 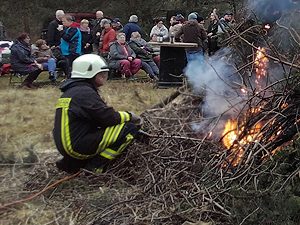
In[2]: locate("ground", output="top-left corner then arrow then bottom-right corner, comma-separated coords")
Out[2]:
0,72 -> 175,224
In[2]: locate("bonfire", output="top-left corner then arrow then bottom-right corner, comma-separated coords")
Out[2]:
1,1 -> 300,225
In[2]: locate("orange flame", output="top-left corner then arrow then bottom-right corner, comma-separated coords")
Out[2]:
222,119 -> 262,166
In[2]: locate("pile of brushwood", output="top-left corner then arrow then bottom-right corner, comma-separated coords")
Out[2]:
1,9 -> 300,225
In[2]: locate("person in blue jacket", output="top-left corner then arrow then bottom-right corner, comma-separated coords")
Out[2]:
123,15 -> 142,42
60,14 -> 82,78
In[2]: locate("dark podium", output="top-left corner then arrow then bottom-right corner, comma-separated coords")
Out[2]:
149,42 -> 198,87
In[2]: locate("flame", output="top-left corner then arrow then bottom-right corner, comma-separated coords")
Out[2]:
222,119 -> 262,166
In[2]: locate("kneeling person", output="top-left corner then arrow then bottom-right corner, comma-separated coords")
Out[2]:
53,54 -> 141,173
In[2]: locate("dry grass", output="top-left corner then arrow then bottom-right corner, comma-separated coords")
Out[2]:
0,72 -> 175,224
0,72 -> 174,161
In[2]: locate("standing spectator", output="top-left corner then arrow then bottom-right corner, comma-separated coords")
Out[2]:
207,10 -> 220,55
123,15 -> 142,42
111,18 -> 123,33
129,32 -> 159,80
108,32 -> 141,78
10,33 -> 42,89
217,12 -> 234,46
91,10 -> 104,53
169,14 -> 184,41
99,19 -> 116,58
47,10 -> 65,47
150,18 -> 169,41
80,19 -> 93,54
60,14 -> 82,77
175,12 -> 207,63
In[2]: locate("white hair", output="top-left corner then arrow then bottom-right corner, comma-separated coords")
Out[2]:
56,10 -> 65,17
129,15 -> 138,23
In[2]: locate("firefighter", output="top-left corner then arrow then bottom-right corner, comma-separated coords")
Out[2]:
53,54 -> 142,173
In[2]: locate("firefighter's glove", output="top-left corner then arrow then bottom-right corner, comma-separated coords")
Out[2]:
130,112 -> 143,126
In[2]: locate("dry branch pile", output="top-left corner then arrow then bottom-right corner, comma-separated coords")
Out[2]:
1,6 -> 300,225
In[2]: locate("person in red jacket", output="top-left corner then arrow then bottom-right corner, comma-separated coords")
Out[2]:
99,19 -> 116,58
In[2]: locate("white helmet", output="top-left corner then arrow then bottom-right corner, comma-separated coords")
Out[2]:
71,54 -> 109,79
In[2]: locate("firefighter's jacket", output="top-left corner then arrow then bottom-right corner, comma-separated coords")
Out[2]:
53,79 -> 131,159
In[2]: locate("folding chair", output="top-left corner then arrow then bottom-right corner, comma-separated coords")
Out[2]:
9,70 -> 27,86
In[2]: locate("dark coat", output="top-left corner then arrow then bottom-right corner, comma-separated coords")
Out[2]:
91,18 -> 103,46
207,20 -> 220,54
53,79 -> 131,156
10,41 -> 38,73
47,18 -> 64,47
176,20 -> 207,52
108,41 -> 136,69
123,22 -> 142,41
80,30 -> 93,54
128,40 -> 153,62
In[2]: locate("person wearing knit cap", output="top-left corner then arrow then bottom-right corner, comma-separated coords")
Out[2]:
123,15 -> 142,41
175,12 -> 207,63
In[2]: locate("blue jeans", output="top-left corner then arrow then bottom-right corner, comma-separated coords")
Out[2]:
185,50 -> 204,63
141,60 -> 159,78
42,58 -> 56,73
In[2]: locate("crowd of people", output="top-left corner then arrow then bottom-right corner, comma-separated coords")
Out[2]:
6,8 -> 236,173
9,9 -> 235,89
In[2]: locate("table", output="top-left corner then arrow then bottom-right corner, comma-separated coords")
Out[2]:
149,41 -> 198,87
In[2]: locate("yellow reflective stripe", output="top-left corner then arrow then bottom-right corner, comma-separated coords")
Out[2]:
58,98 -> 90,160
117,133 -> 134,153
56,98 -> 71,109
118,111 -> 131,123
107,123 -> 125,147
119,112 -> 125,123
100,133 -> 134,160
98,126 -> 113,152
100,148 -> 118,160
97,123 -> 125,152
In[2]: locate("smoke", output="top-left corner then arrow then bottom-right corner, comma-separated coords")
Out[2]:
185,48 -> 247,138
247,0 -> 300,23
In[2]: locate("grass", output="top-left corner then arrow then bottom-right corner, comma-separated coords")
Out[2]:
0,72 -> 175,162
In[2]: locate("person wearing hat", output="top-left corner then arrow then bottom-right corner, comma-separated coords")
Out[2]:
112,18 -> 123,32
175,12 -> 207,63
99,19 -> 116,58
53,54 -> 142,173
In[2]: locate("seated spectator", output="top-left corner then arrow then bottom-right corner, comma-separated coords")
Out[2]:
150,18 -> 169,41
33,39 -> 69,81
80,19 -> 93,54
111,18 -> 123,33
108,32 -> 141,78
10,33 -> 42,89
129,32 -> 159,80
99,19 -> 116,58
149,34 -> 160,67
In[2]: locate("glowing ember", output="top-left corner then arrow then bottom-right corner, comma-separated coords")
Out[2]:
254,47 -> 269,87
264,24 -> 271,29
